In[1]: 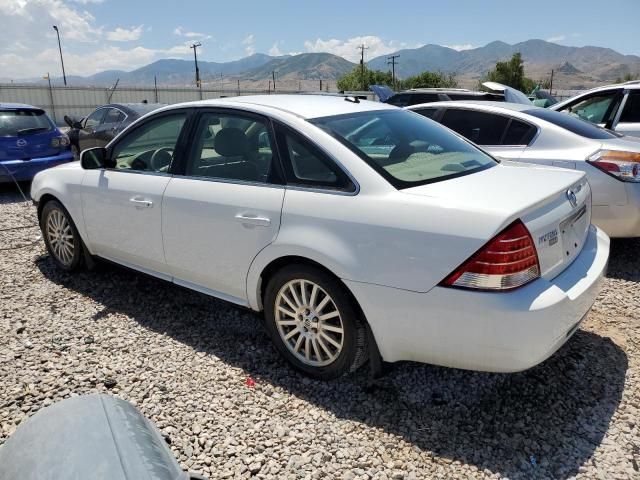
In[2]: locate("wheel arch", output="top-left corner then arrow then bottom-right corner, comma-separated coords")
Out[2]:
253,253 -> 383,373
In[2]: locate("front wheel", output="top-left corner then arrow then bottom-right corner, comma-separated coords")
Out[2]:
41,200 -> 84,271
264,265 -> 368,379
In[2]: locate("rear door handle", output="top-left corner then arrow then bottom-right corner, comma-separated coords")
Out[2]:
235,213 -> 271,227
129,197 -> 153,208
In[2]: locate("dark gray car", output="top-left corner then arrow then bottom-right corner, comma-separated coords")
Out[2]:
65,103 -> 164,158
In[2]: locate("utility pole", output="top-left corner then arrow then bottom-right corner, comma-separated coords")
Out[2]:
549,69 -> 554,97
190,42 -> 202,89
52,26 -> 67,86
272,70 -> 276,91
44,73 -> 56,123
387,54 -> 400,90
357,44 -> 369,91
237,79 -> 240,96
154,75 -> 158,103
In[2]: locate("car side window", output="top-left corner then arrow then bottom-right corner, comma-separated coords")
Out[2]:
413,108 -> 439,119
185,112 -> 276,184
84,108 -> 106,129
620,92 -> 640,123
440,109 -> 508,145
563,92 -> 620,124
277,128 -> 354,191
111,113 -> 186,172
502,119 -> 537,145
103,108 -> 125,125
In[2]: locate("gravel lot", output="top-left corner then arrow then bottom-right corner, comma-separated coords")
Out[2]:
1,183 -> 639,479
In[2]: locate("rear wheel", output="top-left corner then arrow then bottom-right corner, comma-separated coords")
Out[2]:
41,200 -> 84,271
264,264 -> 368,379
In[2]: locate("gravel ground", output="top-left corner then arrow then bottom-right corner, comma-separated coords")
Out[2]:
1,183 -> 639,479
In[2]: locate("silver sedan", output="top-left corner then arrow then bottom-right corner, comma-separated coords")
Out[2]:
407,101 -> 640,238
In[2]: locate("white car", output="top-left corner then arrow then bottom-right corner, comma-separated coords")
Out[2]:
550,81 -> 640,137
31,95 -> 609,379
407,101 -> 640,238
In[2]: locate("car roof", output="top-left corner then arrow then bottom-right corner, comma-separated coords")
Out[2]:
0,102 -> 41,110
408,100 -> 535,112
103,103 -> 164,115
166,94 -> 397,119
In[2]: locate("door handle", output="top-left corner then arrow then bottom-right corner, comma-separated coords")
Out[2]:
129,197 -> 153,208
235,213 -> 271,227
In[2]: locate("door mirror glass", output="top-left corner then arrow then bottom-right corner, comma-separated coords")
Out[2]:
80,147 -> 109,169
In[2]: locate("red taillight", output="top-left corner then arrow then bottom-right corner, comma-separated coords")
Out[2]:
587,150 -> 640,182
440,220 -> 540,291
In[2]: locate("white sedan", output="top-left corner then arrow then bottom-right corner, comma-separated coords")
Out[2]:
408,101 -> 640,238
31,95 -> 609,379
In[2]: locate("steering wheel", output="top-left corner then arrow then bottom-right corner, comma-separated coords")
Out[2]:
149,147 -> 173,172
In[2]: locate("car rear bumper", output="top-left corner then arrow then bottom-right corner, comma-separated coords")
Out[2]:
592,183 -> 640,238
0,151 -> 74,183
345,225 -> 610,372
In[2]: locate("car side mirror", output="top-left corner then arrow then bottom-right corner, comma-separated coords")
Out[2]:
80,147 -> 113,169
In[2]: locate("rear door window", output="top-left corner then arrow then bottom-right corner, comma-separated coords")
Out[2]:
620,92 -> 640,123
412,108 -> 440,119
502,119 -> 537,145
440,109 -> 509,145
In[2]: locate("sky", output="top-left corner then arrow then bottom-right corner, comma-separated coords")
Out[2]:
1,0 -> 638,79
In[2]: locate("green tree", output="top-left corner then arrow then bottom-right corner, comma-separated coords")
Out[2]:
482,52 -> 536,94
400,71 -> 458,89
616,72 -> 640,83
336,65 -> 393,91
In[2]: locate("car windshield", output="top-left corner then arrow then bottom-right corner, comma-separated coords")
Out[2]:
310,109 -> 497,189
0,109 -> 53,137
524,108 -> 621,139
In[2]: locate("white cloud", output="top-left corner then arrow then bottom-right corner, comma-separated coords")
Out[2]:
303,36 -> 407,62
173,26 -> 210,40
268,41 -> 283,56
444,43 -> 475,51
547,35 -> 566,43
106,25 -> 143,42
242,34 -> 255,56
69,0 -> 104,4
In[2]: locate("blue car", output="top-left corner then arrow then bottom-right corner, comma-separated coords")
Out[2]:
0,103 -> 73,183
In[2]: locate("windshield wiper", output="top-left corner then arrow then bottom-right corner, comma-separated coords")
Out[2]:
17,127 -> 50,135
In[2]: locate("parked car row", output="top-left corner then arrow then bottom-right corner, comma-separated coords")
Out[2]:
407,101 -> 640,237
31,94 -> 609,379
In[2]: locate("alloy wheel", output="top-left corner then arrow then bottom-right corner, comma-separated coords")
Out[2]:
274,279 -> 345,367
46,209 -> 75,266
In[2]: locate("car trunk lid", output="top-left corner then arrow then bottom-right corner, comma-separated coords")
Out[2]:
402,162 -> 591,280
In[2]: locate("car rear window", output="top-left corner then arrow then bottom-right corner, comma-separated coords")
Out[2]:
524,108 -> 619,139
310,109 -> 497,189
0,109 -> 54,137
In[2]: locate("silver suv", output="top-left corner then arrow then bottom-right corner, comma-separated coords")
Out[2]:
551,81 -> 640,137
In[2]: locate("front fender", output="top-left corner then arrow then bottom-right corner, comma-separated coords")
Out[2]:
31,165 -> 90,250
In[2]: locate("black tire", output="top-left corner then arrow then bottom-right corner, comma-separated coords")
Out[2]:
40,200 -> 84,271
263,264 -> 368,380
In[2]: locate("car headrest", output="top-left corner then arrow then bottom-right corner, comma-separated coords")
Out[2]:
214,128 -> 248,157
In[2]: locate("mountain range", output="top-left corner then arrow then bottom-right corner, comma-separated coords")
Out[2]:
24,39 -> 640,90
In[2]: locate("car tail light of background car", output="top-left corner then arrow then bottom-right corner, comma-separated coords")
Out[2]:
587,150 -> 640,182
50,134 -> 70,148
440,219 -> 541,291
